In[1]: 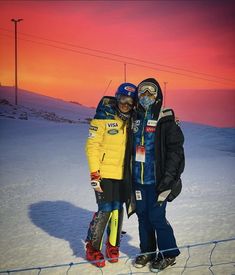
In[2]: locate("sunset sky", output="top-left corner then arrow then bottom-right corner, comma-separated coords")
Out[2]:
1,1 -> 235,126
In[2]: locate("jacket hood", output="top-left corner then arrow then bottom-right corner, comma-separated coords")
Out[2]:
137,78 -> 163,119
138,78 -> 163,105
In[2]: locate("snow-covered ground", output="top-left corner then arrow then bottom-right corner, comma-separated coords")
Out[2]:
0,86 -> 95,123
0,88 -> 235,275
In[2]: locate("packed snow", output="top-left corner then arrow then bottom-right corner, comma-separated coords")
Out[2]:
0,87 -> 235,275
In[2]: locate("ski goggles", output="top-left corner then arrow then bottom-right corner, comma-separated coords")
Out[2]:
138,82 -> 158,97
117,95 -> 134,107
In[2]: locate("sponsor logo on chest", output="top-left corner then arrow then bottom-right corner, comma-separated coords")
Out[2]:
133,120 -> 140,133
145,126 -> 156,133
108,129 -> 119,135
134,120 -> 140,126
145,120 -> 157,133
107,122 -> 118,128
147,120 -> 157,127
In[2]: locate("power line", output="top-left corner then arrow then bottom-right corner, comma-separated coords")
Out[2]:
1,32 -> 234,86
1,27 -> 234,83
0,33 -> 126,63
2,27 -> 235,84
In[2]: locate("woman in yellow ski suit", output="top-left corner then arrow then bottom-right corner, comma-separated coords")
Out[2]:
85,83 -> 137,267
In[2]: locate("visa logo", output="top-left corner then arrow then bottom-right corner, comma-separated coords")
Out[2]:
107,122 -> 118,127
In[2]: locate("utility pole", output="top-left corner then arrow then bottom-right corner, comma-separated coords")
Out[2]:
163,81 -> 168,107
11,18 -> 23,105
124,63 -> 127,82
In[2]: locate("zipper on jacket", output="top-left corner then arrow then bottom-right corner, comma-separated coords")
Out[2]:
102,153 -> 105,162
154,161 -> 157,183
140,110 -> 147,184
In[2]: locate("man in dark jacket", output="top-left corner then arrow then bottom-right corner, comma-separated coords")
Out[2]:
132,78 -> 185,272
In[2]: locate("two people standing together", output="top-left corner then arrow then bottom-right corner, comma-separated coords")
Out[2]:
85,78 -> 185,272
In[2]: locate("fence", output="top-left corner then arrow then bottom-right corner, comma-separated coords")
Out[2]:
0,237 -> 234,274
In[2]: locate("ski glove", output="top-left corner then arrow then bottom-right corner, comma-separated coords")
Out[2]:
156,176 -> 173,204
90,171 -> 103,192
167,178 -> 182,202
157,176 -> 182,203
157,176 -> 174,193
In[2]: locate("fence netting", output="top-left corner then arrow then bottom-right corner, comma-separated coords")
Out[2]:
0,237 -> 234,274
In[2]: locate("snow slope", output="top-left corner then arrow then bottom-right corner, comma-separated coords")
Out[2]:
0,89 -> 235,275
0,86 -> 95,123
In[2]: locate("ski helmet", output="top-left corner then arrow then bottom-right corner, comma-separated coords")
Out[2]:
115,83 -> 137,101
115,82 -> 137,121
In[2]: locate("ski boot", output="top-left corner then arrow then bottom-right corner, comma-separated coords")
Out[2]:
86,241 -> 105,268
106,241 -> 119,263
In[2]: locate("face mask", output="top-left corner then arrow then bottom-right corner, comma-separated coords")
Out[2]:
139,95 -> 155,109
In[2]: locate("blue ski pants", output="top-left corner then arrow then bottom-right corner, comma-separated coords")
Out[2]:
134,184 -> 180,258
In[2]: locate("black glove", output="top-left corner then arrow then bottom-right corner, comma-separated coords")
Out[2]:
157,176 -> 182,203
167,179 -> 182,202
157,176 -> 174,193
156,176 -> 174,205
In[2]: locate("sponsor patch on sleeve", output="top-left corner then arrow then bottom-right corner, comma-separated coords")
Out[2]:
89,125 -> 98,131
88,132 -> 96,139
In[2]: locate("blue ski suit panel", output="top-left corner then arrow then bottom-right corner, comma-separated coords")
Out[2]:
132,108 -> 157,185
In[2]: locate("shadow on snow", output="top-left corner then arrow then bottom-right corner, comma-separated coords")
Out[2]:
28,200 -> 139,259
